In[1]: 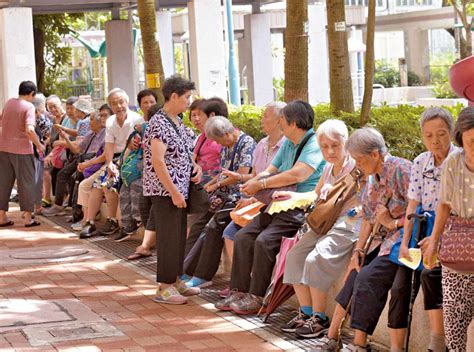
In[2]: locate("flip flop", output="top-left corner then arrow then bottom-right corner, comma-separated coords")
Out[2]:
127,252 -> 152,260
0,220 -> 14,227
25,220 -> 41,227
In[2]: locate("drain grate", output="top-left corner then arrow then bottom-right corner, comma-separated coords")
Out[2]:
46,215 -> 388,351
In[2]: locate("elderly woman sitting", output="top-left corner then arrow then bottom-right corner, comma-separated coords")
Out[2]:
316,127 -> 412,352
424,107 -> 474,352
281,120 -> 362,338
398,107 -> 456,352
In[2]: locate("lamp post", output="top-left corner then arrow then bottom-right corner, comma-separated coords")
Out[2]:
224,0 -> 241,106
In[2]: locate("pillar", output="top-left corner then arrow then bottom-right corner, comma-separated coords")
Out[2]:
404,28 -> 430,84
156,11 -> 174,78
308,3 -> 330,104
239,13 -> 273,106
0,8 -> 36,106
187,0 -> 227,100
105,18 -> 138,101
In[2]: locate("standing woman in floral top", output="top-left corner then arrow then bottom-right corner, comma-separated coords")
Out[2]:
143,76 -> 202,305
424,107 -> 474,352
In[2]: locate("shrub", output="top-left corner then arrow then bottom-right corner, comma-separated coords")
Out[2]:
432,81 -> 458,99
374,61 -> 400,88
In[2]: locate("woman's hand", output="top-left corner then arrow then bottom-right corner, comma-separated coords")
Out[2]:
77,162 -> 87,172
422,236 -> 439,269
107,162 -> 118,177
53,124 -> 62,132
235,197 -> 257,210
205,183 -> 219,193
343,251 -> 362,282
221,168 -> 240,182
398,243 -> 412,262
191,163 -> 202,184
171,191 -> 186,209
240,179 -> 262,197
375,204 -> 395,230
272,191 -> 294,201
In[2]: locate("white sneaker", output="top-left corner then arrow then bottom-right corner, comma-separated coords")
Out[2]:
71,221 -> 83,232
153,285 -> 188,305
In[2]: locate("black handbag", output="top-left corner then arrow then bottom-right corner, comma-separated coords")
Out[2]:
187,182 -> 209,214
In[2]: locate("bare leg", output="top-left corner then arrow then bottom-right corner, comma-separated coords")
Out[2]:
86,188 -> 104,222
43,170 -> 52,202
353,330 -> 368,348
388,328 -> 406,351
309,286 -> 328,313
0,210 -> 8,223
137,230 -> 156,253
224,237 -> 234,263
104,190 -> 118,219
428,309 -> 444,336
293,284 -> 312,307
327,304 -> 348,339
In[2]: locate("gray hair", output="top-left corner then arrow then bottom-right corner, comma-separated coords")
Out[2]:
419,107 -> 454,133
265,101 -> 287,117
46,94 -> 61,105
316,119 -> 349,143
346,127 -> 387,156
107,88 -> 129,105
32,93 -> 46,110
90,110 -> 101,123
204,115 -> 235,139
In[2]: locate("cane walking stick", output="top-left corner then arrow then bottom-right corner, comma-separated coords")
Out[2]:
336,222 -> 382,351
404,212 -> 429,352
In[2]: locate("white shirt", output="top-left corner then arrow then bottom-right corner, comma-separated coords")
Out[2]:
105,110 -> 143,153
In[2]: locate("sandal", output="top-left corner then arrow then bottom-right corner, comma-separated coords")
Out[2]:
0,220 -> 14,227
127,251 -> 152,260
25,220 -> 41,227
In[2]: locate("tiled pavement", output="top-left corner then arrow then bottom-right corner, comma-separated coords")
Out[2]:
0,206 -> 301,351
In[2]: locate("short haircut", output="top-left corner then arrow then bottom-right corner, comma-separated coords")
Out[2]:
419,107 -> 454,134
316,119 -> 349,143
32,93 -> 46,110
346,127 -> 387,156
189,99 -> 205,113
204,116 -> 235,139
137,89 -> 158,106
107,88 -> 129,105
162,75 -> 195,102
66,96 -> 79,106
201,97 -> 228,118
265,101 -> 287,117
99,104 -> 113,115
147,104 -> 161,120
454,106 -> 474,147
90,110 -> 101,123
18,81 -> 37,96
281,100 -> 314,130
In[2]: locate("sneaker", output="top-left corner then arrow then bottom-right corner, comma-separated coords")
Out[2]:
42,199 -> 53,208
230,293 -> 263,315
79,221 -> 96,239
341,343 -> 371,352
295,314 -> 330,339
218,286 -> 230,298
215,290 -> 246,311
71,221 -> 84,232
43,205 -> 65,217
185,277 -> 213,288
114,229 -> 133,242
153,285 -> 188,305
179,274 -> 191,282
281,309 -> 311,333
176,280 -> 201,296
123,222 -> 139,235
313,336 -> 341,352
98,218 -> 119,235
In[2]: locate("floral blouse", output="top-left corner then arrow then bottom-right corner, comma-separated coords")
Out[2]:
362,154 -> 412,256
142,108 -> 194,198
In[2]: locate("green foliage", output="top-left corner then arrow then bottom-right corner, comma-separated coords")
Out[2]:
374,60 -> 399,88
272,78 -> 284,102
432,81 -> 458,99
429,51 -> 456,84
70,12 -> 111,31
407,71 -> 422,86
220,103 -> 460,162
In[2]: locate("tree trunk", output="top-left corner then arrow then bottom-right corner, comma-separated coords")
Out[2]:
360,0 -> 376,126
326,0 -> 354,114
33,22 -> 46,93
451,0 -> 473,59
284,0 -> 308,102
137,0 -> 165,105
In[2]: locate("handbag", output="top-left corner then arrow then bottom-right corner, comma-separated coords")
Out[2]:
120,126 -> 144,187
51,145 -> 67,169
187,182 -> 210,214
438,216 -> 474,273
230,201 -> 266,227
306,168 -> 360,236
253,132 -> 315,204
389,206 -> 435,270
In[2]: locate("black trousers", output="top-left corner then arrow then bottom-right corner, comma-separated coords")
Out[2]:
230,208 -> 305,297
184,211 -> 231,281
184,211 -> 214,258
139,195 -> 155,231
51,166 -> 61,196
350,255 -> 419,335
54,159 -> 78,206
421,267 -> 442,310
151,196 -> 187,284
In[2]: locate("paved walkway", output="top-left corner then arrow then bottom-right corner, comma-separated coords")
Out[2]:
0,207 -> 300,351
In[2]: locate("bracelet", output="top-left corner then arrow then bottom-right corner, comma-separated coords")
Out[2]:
263,178 -> 268,189
260,179 -> 266,190
394,219 -> 399,229
239,174 -> 243,183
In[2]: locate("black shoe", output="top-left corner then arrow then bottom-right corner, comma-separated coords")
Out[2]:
114,229 -> 132,242
79,221 -> 96,239
281,309 -> 311,333
123,222 -> 139,235
98,218 -> 119,235
295,314 -> 330,339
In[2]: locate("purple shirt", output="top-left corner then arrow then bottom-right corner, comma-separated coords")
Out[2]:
78,128 -> 105,155
252,136 -> 285,174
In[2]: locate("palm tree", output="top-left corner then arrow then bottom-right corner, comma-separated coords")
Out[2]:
284,0 -> 308,102
360,0 -> 376,126
137,0 -> 165,105
326,0 -> 354,114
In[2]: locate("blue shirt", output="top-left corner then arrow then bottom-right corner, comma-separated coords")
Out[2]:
271,128 -> 325,192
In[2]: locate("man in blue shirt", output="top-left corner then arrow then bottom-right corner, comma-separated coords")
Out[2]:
215,100 -> 325,315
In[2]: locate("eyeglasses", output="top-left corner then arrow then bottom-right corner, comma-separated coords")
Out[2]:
422,169 -> 440,182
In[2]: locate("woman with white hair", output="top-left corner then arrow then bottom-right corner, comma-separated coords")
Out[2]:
281,119 -> 362,338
